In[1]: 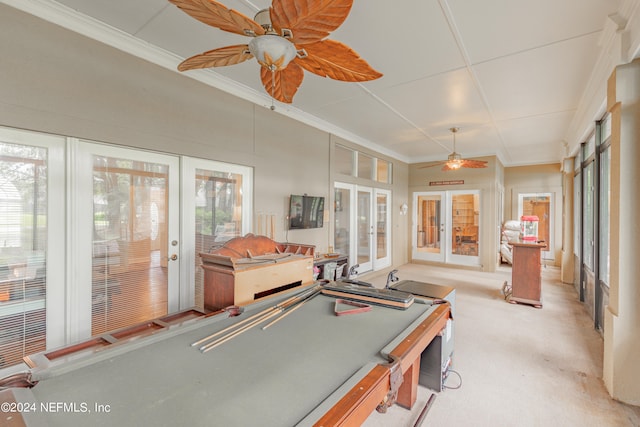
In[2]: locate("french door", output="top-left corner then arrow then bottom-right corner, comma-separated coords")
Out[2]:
70,141 -> 180,340
412,190 -> 481,266
334,183 -> 391,274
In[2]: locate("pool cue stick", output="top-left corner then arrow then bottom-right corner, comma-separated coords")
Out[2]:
200,307 -> 286,352
261,289 -> 321,330
201,288 -> 318,353
413,393 -> 436,427
192,285 -> 319,348
197,285 -> 322,351
192,285 -> 320,347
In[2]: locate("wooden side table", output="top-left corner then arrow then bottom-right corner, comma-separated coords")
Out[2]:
508,241 -> 546,308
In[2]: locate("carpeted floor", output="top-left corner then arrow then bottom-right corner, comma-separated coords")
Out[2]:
361,263 -> 640,427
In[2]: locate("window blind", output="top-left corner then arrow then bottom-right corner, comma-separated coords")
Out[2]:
0,142 -> 47,368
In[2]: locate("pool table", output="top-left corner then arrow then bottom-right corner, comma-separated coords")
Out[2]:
1,283 -> 450,427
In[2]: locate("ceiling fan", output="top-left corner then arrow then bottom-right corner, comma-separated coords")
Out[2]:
168,0 -> 382,104
420,128 -> 488,171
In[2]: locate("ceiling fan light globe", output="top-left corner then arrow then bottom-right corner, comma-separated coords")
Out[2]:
249,35 -> 296,71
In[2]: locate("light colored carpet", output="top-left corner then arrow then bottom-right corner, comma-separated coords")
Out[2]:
361,263 -> 640,427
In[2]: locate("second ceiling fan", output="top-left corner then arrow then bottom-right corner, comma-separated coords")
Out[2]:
420,127 -> 488,171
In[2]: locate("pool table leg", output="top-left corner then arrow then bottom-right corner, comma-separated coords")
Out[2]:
397,357 -> 420,409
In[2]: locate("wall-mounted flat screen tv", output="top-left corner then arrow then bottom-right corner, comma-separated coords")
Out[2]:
289,195 -> 325,229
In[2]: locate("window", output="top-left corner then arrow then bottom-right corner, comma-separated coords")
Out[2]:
376,159 -> 392,184
334,144 -> 392,184
357,153 -> 374,180
334,145 -> 354,176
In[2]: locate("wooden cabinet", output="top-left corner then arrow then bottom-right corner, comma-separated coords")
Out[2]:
200,254 -> 313,311
509,242 -> 545,308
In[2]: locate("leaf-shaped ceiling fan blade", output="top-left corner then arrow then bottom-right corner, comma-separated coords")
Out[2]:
260,61 -> 305,103
169,0 -> 265,36
270,0 -> 354,44
295,40 -> 382,81
178,45 -> 253,71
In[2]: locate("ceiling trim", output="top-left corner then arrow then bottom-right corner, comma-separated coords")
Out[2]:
1,0 -> 412,164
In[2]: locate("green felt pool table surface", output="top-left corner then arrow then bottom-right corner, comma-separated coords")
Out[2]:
5,284 -> 450,427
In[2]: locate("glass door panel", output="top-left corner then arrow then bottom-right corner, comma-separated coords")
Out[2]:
91,156 -> 172,335
451,193 -> 479,257
0,128 -> 64,369
334,186 -> 352,259
413,192 -> 445,263
71,141 -> 179,341
193,168 -> 245,310
0,142 -> 48,367
374,189 -> 391,269
357,187 -> 373,272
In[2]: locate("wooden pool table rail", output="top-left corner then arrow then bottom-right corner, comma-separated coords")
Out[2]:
312,303 -> 451,426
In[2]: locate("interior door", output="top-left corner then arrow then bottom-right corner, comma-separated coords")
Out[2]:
71,141 -> 180,340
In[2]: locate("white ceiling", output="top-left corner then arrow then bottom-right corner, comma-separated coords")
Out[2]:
6,0 -> 632,165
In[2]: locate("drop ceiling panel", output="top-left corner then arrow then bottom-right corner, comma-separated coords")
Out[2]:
448,0 -> 621,63
332,0 -> 466,89
378,67 -> 492,132
497,111 -> 575,148
505,142 -> 564,165
285,76 -> 374,112
473,32 -> 601,121
313,96 -> 426,151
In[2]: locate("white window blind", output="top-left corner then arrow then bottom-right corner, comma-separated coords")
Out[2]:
91,156 -> 169,335
0,142 -> 47,368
